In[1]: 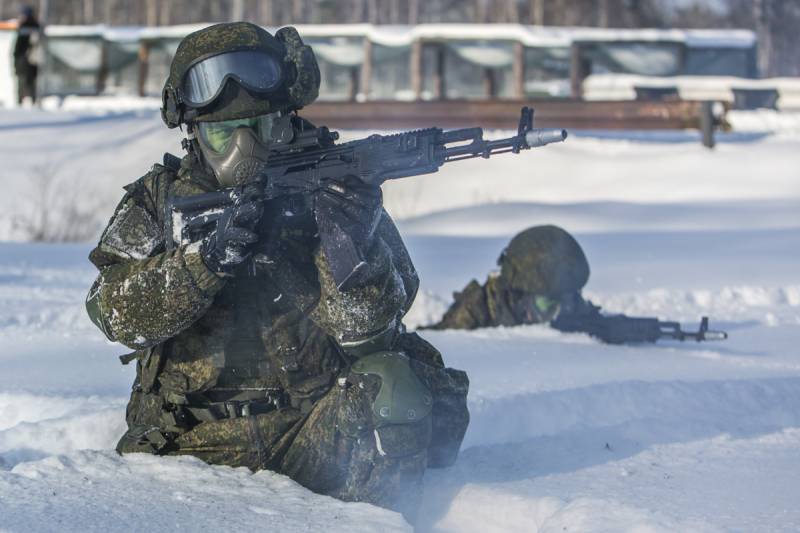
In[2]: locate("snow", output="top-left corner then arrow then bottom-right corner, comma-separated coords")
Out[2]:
0,30 -> 15,107
5,23 -> 757,49
1,105 -> 800,531
583,74 -> 800,110
423,429 -> 800,532
292,24 -> 755,49
2,107 -> 798,240
1,451 -> 411,532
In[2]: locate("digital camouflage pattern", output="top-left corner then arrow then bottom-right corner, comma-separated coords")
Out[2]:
499,225 -> 589,295
87,157 -> 469,521
93,22 -> 466,521
427,225 -> 589,330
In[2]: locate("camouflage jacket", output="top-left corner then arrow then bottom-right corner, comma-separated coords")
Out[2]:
427,273 -> 553,330
86,157 -> 419,403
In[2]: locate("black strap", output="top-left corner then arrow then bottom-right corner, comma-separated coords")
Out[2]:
246,415 -> 269,470
185,397 -> 284,423
163,152 -> 182,172
119,351 -> 139,365
203,388 -> 287,403
123,425 -> 171,454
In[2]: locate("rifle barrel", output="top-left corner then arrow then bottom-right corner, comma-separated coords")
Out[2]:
659,317 -> 728,342
525,129 -> 568,148
700,330 -> 728,341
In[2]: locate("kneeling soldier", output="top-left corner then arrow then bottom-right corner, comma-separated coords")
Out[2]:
85,22 -> 468,522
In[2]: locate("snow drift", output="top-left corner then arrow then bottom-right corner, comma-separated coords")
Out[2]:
1,106 -> 799,532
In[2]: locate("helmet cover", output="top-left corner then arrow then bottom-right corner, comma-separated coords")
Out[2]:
498,225 -> 590,296
161,23 -> 320,128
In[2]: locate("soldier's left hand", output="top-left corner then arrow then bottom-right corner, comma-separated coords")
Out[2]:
314,176 -> 382,245
313,177 -> 383,290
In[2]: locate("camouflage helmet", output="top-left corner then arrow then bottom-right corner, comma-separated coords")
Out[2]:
161,22 -> 320,128
497,225 -> 590,296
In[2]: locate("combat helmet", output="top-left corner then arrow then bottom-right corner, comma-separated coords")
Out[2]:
161,22 -> 320,128
497,225 -> 590,296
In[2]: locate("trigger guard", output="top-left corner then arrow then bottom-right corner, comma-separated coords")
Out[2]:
351,351 -> 433,427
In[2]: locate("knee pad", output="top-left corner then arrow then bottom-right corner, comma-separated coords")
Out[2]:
350,350 -> 433,427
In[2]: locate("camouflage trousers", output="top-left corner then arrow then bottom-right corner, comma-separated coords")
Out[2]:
117,344 -> 469,521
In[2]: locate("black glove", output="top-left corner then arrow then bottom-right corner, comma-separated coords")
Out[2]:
199,185 -> 263,276
314,177 -> 382,291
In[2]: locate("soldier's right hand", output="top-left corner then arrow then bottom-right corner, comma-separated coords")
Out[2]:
198,188 -> 263,276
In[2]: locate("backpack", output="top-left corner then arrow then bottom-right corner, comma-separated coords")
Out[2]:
25,27 -> 43,66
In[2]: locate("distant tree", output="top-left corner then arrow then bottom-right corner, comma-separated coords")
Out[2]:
529,0 -> 544,24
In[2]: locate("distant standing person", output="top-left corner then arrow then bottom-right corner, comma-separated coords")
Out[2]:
13,5 -> 41,106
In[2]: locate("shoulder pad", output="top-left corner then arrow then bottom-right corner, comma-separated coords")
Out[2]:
98,195 -> 163,262
122,163 -> 175,196
99,169 -> 172,262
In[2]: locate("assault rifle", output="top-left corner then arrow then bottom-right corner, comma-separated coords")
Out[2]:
168,107 -> 567,290
550,293 -> 728,344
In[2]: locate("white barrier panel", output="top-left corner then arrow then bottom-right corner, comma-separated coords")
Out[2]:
584,74 -> 800,110
0,30 -> 16,108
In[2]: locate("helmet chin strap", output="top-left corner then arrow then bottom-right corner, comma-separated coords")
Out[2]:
182,125 -> 206,171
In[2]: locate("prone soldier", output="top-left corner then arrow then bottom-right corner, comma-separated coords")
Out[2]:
426,225 -> 726,344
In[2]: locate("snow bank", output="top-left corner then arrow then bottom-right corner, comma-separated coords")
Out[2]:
1,451 -> 411,532
0,31 -> 14,108
0,394 -> 125,468
0,392 -> 122,432
0,107 -> 799,532
427,490 -> 713,533
39,95 -> 163,113
382,134 -> 800,220
727,109 -> 800,135
583,74 -> 800,110
587,285 -> 800,327
1,108 -> 799,240
397,199 -> 800,236
422,428 -> 800,532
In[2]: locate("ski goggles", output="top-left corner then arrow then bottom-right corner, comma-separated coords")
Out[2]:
510,292 -> 560,323
181,50 -> 284,107
534,295 -> 559,315
197,112 -> 280,154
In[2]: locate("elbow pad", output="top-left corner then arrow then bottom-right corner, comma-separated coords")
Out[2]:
85,278 -> 115,341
